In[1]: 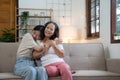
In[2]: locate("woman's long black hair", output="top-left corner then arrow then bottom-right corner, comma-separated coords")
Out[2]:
33,25 -> 44,32
40,21 -> 59,40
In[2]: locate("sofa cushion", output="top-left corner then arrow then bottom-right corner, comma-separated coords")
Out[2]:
0,73 -> 22,79
0,42 -> 19,72
63,43 -> 106,70
72,70 -> 120,76
48,70 -> 120,80
1,70 -> 120,80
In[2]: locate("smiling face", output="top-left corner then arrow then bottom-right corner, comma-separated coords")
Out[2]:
32,30 -> 40,40
40,21 -> 59,40
44,23 -> 55,38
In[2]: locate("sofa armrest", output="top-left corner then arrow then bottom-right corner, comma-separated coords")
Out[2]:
107,58 -> 120,73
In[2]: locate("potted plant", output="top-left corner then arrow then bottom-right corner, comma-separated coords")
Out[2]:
0,27 -> 15,42
20,11 -> 29,27
20,11 -> 29,35
114,32 -> 120,40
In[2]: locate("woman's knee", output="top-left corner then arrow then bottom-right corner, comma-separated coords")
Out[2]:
36,67 -> 46,73
35,67 -> 48,80
14,66 -> 37,80
59,63 -> 71,72
23,66 -> 37,80
26,66 -> 37,75
45,66 -> 59,77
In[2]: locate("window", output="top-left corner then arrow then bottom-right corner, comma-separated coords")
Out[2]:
86,0 -> 100,39
111,0 -> 120,43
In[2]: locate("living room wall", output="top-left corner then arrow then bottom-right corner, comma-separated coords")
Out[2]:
19,0 -> 120,58
19,0 -> 86,42
72,0 -> 120,58
100,0 -> 120,58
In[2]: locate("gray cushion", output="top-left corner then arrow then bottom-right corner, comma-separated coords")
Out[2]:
47,70 -> 120,80
63,43 -> 106,70
0,73 -> 22,79
0,43 -> 19,72
72,70 -> 120,76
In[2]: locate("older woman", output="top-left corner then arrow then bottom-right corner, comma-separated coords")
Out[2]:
33,21 -> 73,80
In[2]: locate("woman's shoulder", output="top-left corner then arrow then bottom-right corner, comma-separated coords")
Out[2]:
21,33 -> 33,41
22,33 -> 32,39
24,33 -> 31,37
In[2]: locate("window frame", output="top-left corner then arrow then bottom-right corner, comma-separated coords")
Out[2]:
86,0 -> 100,39
111,0 -> 120,43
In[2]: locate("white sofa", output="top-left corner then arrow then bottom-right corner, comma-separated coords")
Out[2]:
0,43 -> 120,80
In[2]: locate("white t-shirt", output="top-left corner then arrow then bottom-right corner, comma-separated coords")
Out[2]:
37,41 -> 64,66
17,33 -> 38,58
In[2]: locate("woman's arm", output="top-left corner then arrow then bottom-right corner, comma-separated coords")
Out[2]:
32,44 -> 49,59
54,38 -> 63,44
50,40 -> 65,58
33,46 -> 43,52
32,50 -> 44,59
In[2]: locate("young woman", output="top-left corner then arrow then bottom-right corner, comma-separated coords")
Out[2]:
14,25 -> 48,80
33,21 -> 73,80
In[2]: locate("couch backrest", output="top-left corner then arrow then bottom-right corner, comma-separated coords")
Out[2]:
63,43 -> 106,70
0,43 -> 106,72
0,42 -> 19,72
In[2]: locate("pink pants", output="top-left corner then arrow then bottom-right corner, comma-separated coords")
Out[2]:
45,62 -> 73,80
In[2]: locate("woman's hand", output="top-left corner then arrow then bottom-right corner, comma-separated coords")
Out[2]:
32,44 -> 49,59
34,46 -> 44,52
42,43 -> 49,53
47,40 -> 64,58
45,40 -> 56,47
54,38 -> 63,44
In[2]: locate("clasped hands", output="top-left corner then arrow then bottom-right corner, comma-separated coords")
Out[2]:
33,38 -> 62,59
42,38 -> 62,53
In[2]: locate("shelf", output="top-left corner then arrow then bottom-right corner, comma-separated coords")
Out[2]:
15,8 -> 53,41
17,15 -> 51,18
17,8 -> 53,11
16,27 -> 33,30
16,24 -> 35,27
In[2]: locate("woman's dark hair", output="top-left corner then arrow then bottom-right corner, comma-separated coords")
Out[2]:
33,25 -> 44,31
41,21 -> 59,40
